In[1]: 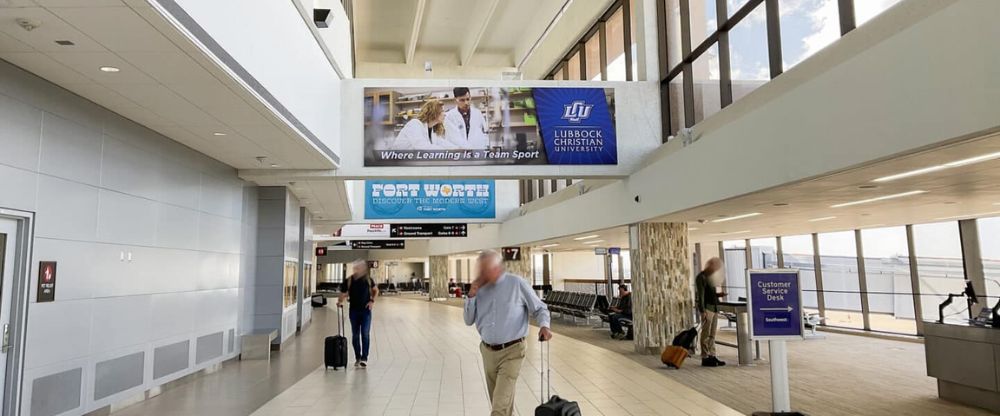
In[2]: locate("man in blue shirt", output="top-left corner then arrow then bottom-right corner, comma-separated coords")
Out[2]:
464,250 -> 552,416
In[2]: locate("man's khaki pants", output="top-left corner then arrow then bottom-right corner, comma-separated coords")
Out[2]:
700,310 -> 718,359
479,340 -> 526,416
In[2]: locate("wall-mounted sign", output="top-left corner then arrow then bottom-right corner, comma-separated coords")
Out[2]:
37,261 -> 57,302
350,240 -> 406,250
390,223 -> 467,238
367,260 -> 379,269
594,247 -> 608,256
315,246 -> 328,256
365,180 -> 495,219
363,86 -> 617,166
747,269 -> 804,340
608,247 -> 621,255
501,247 -> 522,261
335,223 -> 390,238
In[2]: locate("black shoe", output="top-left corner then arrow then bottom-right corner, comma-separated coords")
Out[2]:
701,357 -> 719,367
714,357 -> 726,366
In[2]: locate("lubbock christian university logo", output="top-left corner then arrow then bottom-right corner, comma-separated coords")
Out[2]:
561,100 -> 593,123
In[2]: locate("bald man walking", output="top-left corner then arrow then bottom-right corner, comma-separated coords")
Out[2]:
464,250 -> 552,416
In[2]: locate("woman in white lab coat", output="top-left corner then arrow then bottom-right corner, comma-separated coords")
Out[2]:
391,100 -> 455,150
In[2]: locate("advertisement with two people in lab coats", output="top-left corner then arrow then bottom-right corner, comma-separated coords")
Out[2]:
363,86 -> 618,166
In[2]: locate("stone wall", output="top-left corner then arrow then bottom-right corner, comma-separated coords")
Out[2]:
503,247 -> 533,281
429,255 -> 449,300
629,222 -> 694,354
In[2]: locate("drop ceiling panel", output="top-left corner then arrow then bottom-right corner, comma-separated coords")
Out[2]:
46,51 -> 158,83
0,31 -> 33,53
54,6 -> 176,52
0,7 -> 106,52
0,51 -> 93,84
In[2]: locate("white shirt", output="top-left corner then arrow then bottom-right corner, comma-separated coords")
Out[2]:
392,118 -> 456,150
444,106 -> 489,150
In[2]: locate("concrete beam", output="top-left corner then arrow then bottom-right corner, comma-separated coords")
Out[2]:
460,0 -> 501,66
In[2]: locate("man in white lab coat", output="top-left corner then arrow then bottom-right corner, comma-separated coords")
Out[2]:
444,87 -> 490,150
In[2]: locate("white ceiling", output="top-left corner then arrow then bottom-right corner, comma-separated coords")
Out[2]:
0,0 -> 334,170
353,0 -> 575,68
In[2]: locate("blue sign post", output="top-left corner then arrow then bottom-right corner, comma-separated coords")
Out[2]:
747,269 -> 803,414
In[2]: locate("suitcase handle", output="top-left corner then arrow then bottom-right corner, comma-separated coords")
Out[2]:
338,305 -> 345,337
539,339 -> 550,404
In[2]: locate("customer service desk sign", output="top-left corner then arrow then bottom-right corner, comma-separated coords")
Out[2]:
365,180 -> 496,220
363,86 -> 617,166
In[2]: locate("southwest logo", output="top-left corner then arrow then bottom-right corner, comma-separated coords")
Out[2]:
561,100 -> 593,123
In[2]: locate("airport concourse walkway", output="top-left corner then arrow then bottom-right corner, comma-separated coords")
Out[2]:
250,296 -> 741,416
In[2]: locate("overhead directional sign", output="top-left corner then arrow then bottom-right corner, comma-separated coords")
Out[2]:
390,223 -> 467,238
350,240 -> 405,250
747,269 -> 804,340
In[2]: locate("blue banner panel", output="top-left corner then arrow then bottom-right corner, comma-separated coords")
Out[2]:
748,270 -> 804,339
532,87 -> 618,165
365,180 -> 495,220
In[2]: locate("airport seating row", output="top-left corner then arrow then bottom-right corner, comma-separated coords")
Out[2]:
543,291 -> 598,318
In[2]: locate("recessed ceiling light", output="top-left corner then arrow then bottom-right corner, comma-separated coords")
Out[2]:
711,212 -> 762,223
874,151 -> 1000,183
582,240 -> 605,244
808,216 -> 837,222
269,163 -> 279,168
540,243 -> 559,248
688,227 -> 700,231
212,132 -> 227,136
99,66 -> 120,73
830,190 -> 926,208
573,235 -> 599,241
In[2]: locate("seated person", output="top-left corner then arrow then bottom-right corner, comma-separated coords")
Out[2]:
609,285 -> 633,340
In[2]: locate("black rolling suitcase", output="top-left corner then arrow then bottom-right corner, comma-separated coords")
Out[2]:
311,294 -> 327,307
535,339 -> 582,416
325,305 -> 348,370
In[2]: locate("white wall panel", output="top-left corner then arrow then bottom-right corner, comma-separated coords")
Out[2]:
156,204 -> 200,250
97,190 -> 158,247
38,113 -> 103,186
35,175 -> 100,241
0,94 -> 41,171
101,137 -> 163,201
0,59 -> 254,414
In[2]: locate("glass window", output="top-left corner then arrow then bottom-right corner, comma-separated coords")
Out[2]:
779,0 -> 839,71
749,237 -> 778,268
629,0 -> 638,80
585,33 -> 602,81
722,240 -> 747,301
728,3 -> 769,102
283,261 -> 298,308
855,0 -> 903,27
692,42 -> 721,123
860,226 -> 916,334
979,216 -> 1000,304
553,66 -> 564,81
817,231 -> 864,329
606,6 -> 627,81
913,221 -> 965,323
782,235 -> 819,314
533,254 -> 544,285
665,0 -> 684,72
567,51 -> 582,80
727,0 -> 750,18
667,73 -> 686,135
691,0 -> 719,47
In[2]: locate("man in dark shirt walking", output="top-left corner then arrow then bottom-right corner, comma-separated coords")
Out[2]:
338,259 -> 379,368
696,257 -> 726,367
608,284 -> 633,340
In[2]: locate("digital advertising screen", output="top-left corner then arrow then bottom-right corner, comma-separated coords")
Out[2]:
363,86 -> 617,166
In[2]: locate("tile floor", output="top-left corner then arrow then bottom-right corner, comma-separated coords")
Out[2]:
249,297 -> 742,416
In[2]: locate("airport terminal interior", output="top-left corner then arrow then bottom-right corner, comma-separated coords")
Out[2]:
0,0 -> 997,415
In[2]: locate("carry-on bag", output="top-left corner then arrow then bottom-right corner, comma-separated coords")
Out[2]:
535,338 -> 582,416
661,345 -> 688,369
671,325 -> 699,350
325,305 -> 348,370
311,294 -> 327,307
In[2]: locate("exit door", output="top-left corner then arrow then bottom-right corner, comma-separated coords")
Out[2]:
0,211 -> 32,415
